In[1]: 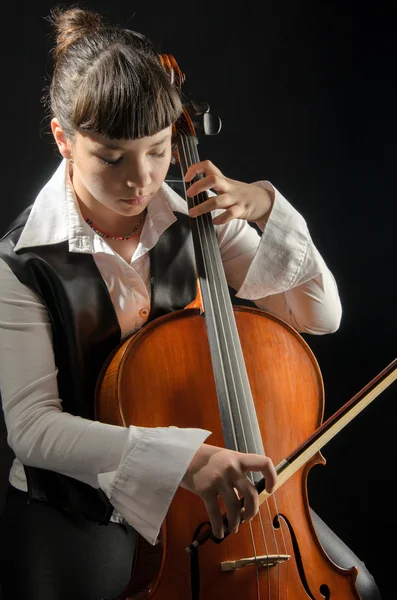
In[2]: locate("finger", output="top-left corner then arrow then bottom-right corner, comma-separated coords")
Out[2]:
186,174 -> 229,200
201,493 -> 225,539
240,455 -> 278,494
217,484 -> 242,533
211,205 -> 245,225
184,160 -> 223,183
232,476 -> 259,523
189,194 -> 233,218
261,458 -> 278,494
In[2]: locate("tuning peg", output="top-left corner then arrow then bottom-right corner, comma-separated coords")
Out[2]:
185,100 -> 222,136
186,100 -> 210,116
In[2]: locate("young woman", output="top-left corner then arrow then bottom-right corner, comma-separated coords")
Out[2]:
0,6 -> 380,600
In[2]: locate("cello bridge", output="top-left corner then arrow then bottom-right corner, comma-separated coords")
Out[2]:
221,554 -> 290,572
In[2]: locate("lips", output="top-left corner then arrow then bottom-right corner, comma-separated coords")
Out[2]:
120,196 -> 148,205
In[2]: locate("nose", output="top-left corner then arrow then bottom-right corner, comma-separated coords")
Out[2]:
126,159 -> 151,189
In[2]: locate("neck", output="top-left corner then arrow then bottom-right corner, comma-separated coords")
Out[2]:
68,169 -> 144,236
82,210 -> 146,241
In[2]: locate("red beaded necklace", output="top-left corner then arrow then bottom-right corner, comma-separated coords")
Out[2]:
82,209 -> 146,241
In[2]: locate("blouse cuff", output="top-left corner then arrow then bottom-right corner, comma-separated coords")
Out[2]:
98,426 -> 210,545
237,181 -> 320,299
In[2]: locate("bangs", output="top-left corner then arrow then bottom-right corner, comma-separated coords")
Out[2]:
71,46 -> 183,139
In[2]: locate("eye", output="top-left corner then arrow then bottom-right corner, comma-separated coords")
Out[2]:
99,156 -> 123,166
150,149 -> 167,158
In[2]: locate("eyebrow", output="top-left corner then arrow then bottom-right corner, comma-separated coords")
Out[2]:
100,134 -> 171,151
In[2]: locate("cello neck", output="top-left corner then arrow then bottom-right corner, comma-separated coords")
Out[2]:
176,133 -> 265,463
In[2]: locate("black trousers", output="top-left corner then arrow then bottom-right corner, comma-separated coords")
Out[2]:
0,486 -> 136,600
0,485 -> 381,600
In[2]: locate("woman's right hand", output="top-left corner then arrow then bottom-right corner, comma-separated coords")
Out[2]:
180,443 -> 277,539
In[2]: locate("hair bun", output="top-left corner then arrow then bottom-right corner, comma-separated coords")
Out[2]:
50,7 -> 102,59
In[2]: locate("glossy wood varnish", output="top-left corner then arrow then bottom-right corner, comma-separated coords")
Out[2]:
96,306 -> 360,600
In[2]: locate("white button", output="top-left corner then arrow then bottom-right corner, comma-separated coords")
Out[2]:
139,308 -> 149,318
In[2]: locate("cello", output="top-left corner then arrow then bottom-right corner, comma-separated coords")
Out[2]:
95,54 -> 397,599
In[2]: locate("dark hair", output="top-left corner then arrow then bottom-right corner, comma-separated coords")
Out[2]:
46,6 -> 183,140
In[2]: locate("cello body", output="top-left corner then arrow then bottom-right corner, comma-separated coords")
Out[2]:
96,305 -> 361,599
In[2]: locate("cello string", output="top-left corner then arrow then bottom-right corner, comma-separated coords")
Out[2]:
248,523 -> 261,600
178,132 -> 245,447
178,131 -> 280,582
182,132 -> 257,457
164,55 -> 292,592
178,133 -> 239,448
179,133 -> 275,492
189,133 -> 290,590
177,133 -> 268,460
179,129 -> 288,590
178,132 -> 265,563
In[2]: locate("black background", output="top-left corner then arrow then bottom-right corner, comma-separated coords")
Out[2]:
1,1 -> 396,597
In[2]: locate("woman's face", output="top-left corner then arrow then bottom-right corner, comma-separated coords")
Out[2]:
61,124 -> 173,218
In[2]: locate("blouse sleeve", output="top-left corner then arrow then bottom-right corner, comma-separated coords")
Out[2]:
0,258 -> 209,544
217,181 -> 342,334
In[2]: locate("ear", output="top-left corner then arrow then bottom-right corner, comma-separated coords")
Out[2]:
51,118 -> 73,160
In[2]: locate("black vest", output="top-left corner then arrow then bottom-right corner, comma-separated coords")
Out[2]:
0,206 -> 197,523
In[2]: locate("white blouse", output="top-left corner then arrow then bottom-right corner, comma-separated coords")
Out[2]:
0,160 -> 341,544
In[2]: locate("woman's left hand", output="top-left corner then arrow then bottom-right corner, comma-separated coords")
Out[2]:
184,160 -> 274,225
